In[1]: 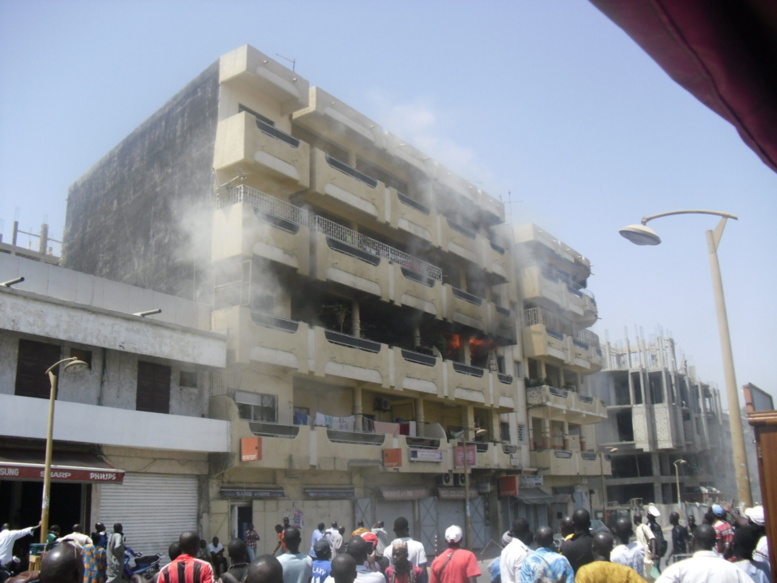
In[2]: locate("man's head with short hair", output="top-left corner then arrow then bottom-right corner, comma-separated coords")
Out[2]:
282,517 -> 290,527
393,517 -> 409,537
283,527 -> 301,553
168,541 -> 181,561
614,518 -> 633,544
572,509 -> 591,533
228,539 -> 249,562
318,523 -> 326,532
632,513 -> 642,526
345,536 -> 369,562
330,554 -> 357,583
113,524 -> 123,534
179,531 -> 201,556
592,532 -> 614,561
212,537 -> 220,545
669,512 -> 680,525
559,517 -> 574,538
703,511 -> 716,525
246,555 -> 283,583
693,524 -> 717,551
94,523 -> 104,532
510,518 -> 531,543
534,526 -> 554,549
731,525 -> 759,561
50,525 -> 62,535
314,539 -> 331,560
40,542 -> 84,583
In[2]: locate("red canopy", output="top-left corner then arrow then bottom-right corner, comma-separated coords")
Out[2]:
590,0 -> 777,173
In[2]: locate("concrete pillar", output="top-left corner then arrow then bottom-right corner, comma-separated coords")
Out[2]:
351,301 -> 360,337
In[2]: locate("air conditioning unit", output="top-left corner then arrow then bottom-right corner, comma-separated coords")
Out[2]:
453,474 -> 467,487
438,473 -> 454,487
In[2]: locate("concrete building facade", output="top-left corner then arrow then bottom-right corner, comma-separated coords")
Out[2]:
3,45 -> 608,553
589,333 -> 735,510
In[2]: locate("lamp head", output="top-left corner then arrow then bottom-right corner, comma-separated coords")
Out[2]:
619,224 -> 661,246
64,359 -> 89,373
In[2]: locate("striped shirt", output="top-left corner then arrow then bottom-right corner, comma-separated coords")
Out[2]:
158,554 -> 214,583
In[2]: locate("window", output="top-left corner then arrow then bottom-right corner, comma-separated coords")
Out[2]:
179,371 -> 198,388
137,361 -> 171,414
235,391 -> 277,422
15,339 -> 61,399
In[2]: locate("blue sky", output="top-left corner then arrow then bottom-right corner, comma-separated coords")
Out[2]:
1,0 -> 775,405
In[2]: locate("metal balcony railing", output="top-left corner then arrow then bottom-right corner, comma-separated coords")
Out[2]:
313,216 -> 442,281
219,186 -> 443,282
397,192 -> 431,215
255,118 -> 300,148
325,155 -> 378,188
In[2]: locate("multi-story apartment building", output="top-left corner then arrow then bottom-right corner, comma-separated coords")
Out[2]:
513,225 -> 608,524
589,334 -> 735,506
1,45 -> 606,552
0,252 -> 229,556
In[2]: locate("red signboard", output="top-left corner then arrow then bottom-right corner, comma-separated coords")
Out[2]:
0,463 -> 123,483
454,445 -> 477,468
241,437 -> 262,462
383,448 -> 403,468
499,476 -> 520,498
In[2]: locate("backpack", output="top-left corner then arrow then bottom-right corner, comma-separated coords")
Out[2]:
651,523 -> 667,557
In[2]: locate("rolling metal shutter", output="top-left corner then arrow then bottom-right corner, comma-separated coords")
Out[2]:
99,473 -> 198,557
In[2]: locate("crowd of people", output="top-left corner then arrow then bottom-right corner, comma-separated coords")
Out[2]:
0,504 -> 771,583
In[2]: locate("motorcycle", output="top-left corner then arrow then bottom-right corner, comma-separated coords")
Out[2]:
123,547 -> 163,581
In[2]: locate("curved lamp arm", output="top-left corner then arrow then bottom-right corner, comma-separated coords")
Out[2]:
639,209 -> 738,225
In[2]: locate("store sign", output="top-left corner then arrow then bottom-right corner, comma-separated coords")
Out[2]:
241,437 -> 262,462
304,487 -> 355,499
383,449 -> 402,468
220,487 -> 284,499
381,487 -> 430,501
0,463 -> 124,483
499,476 -> 520,498
409,448 -> 443,462
520,475 -> 543,487
454,445 -> 477,468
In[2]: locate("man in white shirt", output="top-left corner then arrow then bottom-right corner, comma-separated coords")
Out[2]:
611,517 -> 645,577
385,517 -> 427,570
0,522 -> 39,566
634,512 -> 657,578
499,518 -> 532,583
656,524 -> 755,583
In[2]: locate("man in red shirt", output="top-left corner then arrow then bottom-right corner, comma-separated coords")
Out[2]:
429,526 -> 480,583
158,531 -> 214,583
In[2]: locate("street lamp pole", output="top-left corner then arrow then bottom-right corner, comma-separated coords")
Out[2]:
620,209 -> 752,507
598,447 -> 617,514
40,357 -> 88,543
674,459 -> 687,505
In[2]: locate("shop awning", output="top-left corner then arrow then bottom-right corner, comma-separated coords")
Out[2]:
0,450 -> 124,483
515,488 -> 571,505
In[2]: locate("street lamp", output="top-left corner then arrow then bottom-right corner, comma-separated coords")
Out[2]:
673,459 -> 687,505
455,427 -> 487,548
619,209 -> 752,507
40,356 -> 89,543
598,447 -> 618,513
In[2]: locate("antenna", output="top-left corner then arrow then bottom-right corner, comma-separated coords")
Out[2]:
276,53 -> 297,73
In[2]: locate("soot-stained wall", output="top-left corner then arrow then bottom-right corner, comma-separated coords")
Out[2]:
63,62 -> 220,301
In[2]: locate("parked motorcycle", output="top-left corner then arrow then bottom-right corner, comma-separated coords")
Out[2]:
123,547 -> 163,581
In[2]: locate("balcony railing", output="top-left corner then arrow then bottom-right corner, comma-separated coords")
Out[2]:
401,349 -> 438,367
451,287 -> 483,305
325,155 -> 378,188
452,362 -> 485,378
250,312 -> 300,333
397,192 -> 431,215
250,421 -> 300,439
324,330 -> 381,353
255,118 -> 300,148
313,216 -> 442,281
447,218 -> 476,239
220,185 -> 310,226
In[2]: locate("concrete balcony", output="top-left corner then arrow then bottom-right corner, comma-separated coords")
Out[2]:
1,394 -> 230,453
392,347 -> 442,397
522,322 -> 568,362
293,87 -> 386,150
482,240 -> 509,281
308,148 -> 386,221
514,224 -> 591,274
312,230 -> 391,302
443,286 -> 489,329
445,361 -> 489,403
522,308 -> 602,372
520,266 -> 598,325
387,188 -> 437,246
212,306 -> 310,372
214,112 -> 310,190
526,385 -> 607,424
389,262 -> 443,317
493,373 -> 518,410
312,327 -> 391,388
219,45 -> 309,107
530,449 -> 611,477
213,191 -> 311,275
437,216 -> 480,263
